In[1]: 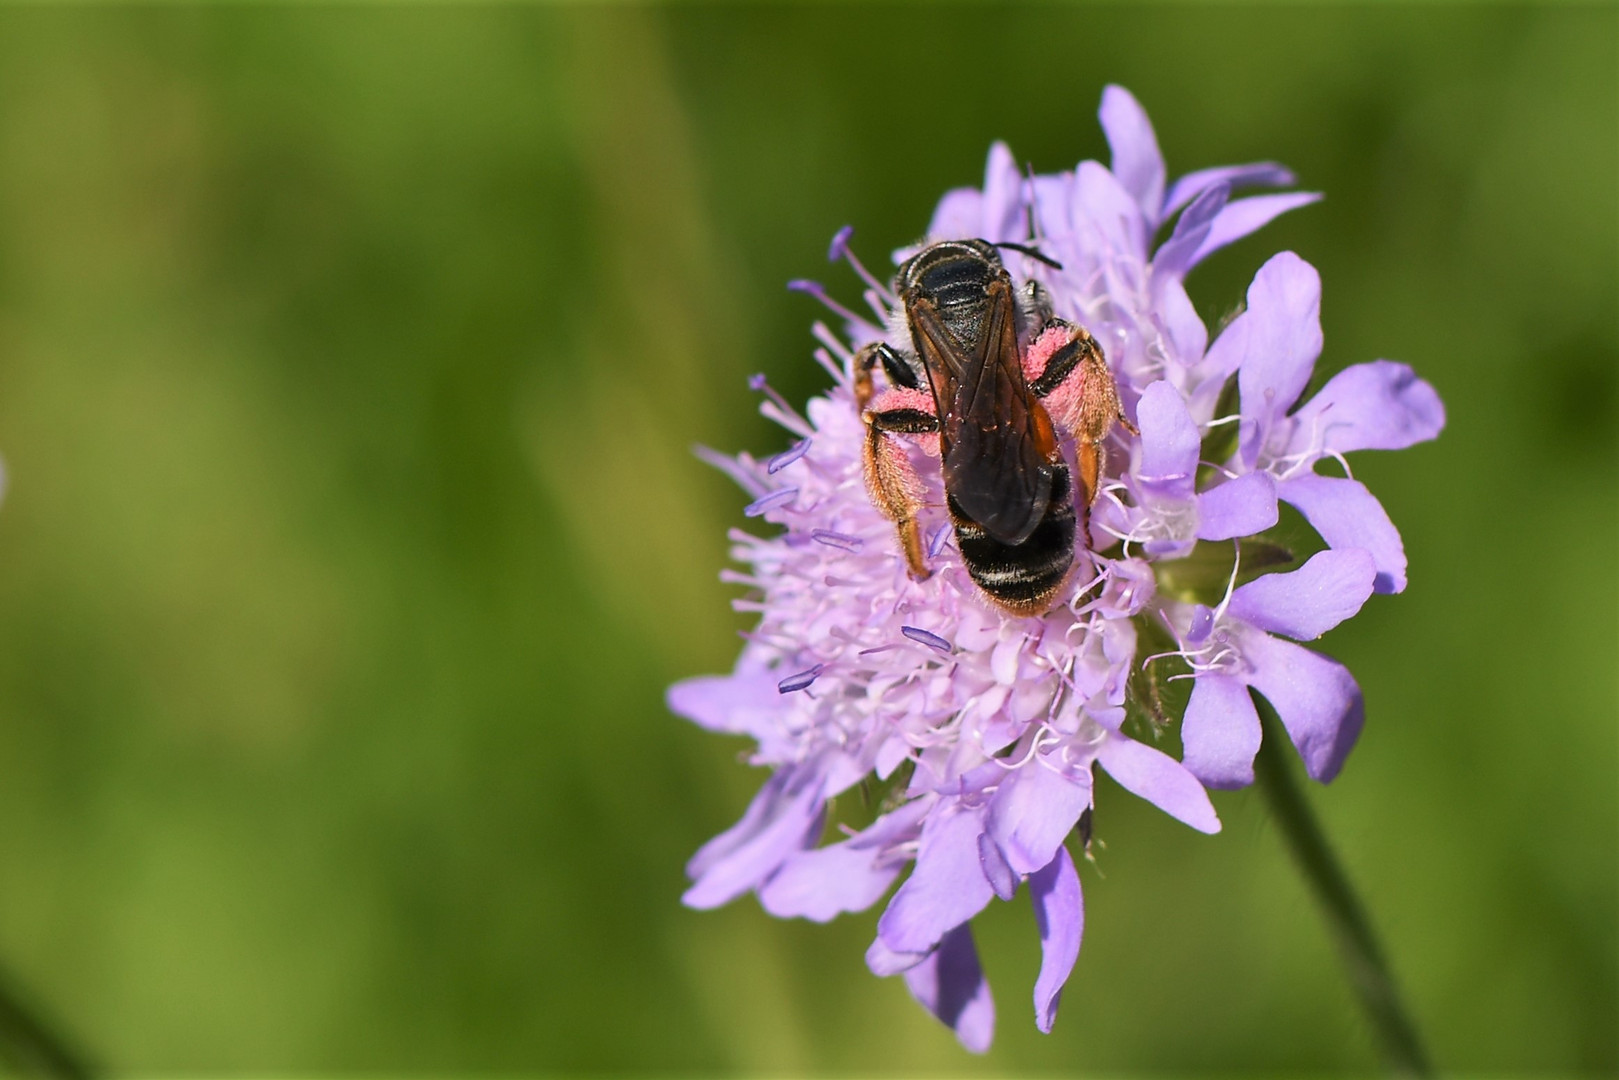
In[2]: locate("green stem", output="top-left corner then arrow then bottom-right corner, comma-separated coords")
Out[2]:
0,964 -> 93,1080
1252,696 -> 1432,1077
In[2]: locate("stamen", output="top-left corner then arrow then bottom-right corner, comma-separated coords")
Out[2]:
812,347 -> 843,385
787,280 -> 880,335
991,727 -> 1049,771
1323,449 -> 1355,480
862,287 -> 894,325
812,321 -> 854,363
748,372 -> 805,423
744,487 -> 799,517
858,644 -> 899,656
759,400 -> 814,439
901,626 -> 953,654
1140,647 -> 1194,670
767,439 -> 812,473
829,228 -> 899,306
927,523 -> 952,558
694,444 -> 767,497
778,665 -> 824,694
826,224 -> 855,262
1211,538 -> 1242,621
812,529 -> 863,552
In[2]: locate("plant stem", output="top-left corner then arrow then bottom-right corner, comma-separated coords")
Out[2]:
1252,697 -> 1432,1077
0,964 -> 93,1080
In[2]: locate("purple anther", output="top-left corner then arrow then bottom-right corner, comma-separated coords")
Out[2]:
786,279 -> 827,299
827,225 -> 855,262
747,372 -> 768,391
1186,603 -> 1215,645
901,625 -> 953,654
777,664 -> 824,694
767,439 -> 811,474
811,529 -> 863,552
744,487 -> 799,517
928,523 -> 953,558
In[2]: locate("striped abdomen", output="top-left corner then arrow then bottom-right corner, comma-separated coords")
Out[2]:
948,463 -> 1076,615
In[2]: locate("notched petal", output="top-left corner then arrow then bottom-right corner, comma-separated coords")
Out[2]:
1228,548 -> 1376,640
1291,359 -> 1446,455
1242,633 -> 1365,783
1279,474 -> 1408,594
1196,471 -> 1278,541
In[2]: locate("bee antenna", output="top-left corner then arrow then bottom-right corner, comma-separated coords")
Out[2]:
994,241 -> 1063,271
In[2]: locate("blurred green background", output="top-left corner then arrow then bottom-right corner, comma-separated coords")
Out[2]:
0,3 -> 1610,1074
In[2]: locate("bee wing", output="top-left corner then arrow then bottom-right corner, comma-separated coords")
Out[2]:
940,280 -> 1054,546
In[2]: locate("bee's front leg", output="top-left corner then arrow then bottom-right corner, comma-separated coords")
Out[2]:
854,342 -> 926,411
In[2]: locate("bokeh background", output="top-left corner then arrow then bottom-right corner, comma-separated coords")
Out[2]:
0,3 -> 1610,1074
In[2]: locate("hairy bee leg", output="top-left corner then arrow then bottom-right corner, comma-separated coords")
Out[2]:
862,398 -> 941,581
1024,321 -> 1137,508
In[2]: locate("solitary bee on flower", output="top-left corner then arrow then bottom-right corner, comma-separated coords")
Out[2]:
671,85 -> 1443,1051
855,237 -> 1134,615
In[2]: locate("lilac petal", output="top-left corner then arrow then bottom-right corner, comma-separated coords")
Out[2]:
1029,846 -> 1083,1033
1237,252 -> 1324,445
866,935 -> 927,977
902,923 -> 996,1053
1156,276 -> 1208,368
1029,172 -> 1075,249
666,670 -> 781,737
1074,160 -> 1149,258
758,798 -> 930,922
1290,359 -> 1447,455
1136,380 -> 1199,498
1228,548 -> 1376,641
928,188 -> 985,242
684,768 -> 825,909
980,141 -> 1025,243
1195,471 -> 1278,541
878,802 -> 995,955
1181,672 -> 1261,790
1241,631 -> 1365,783
1099,85 -> 1165,226
1162,162 -> 1297,219
1095,732 -> 1220,833
1189,192 -> 1323,270
1199,299 -> 1248,387
984,755 -> 1093,875
977,832 -> 1019,902
1279,474 -> 1409,594
1151,183 -> 1229,279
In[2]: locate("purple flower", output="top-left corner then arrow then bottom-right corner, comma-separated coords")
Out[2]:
1212,251 -> 1447,594
671,85 -> 1442,1050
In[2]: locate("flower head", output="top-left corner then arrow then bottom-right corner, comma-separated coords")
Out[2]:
671,85 -> 1442,1050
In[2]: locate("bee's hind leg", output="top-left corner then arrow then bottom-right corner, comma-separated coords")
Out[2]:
861,392 -> 941,581
1024,323 -> 1136,507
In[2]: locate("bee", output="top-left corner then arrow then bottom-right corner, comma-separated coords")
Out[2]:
853,239 -> 1135,615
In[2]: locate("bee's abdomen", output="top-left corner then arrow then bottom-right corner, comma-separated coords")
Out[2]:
949,464 -> 1076,615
